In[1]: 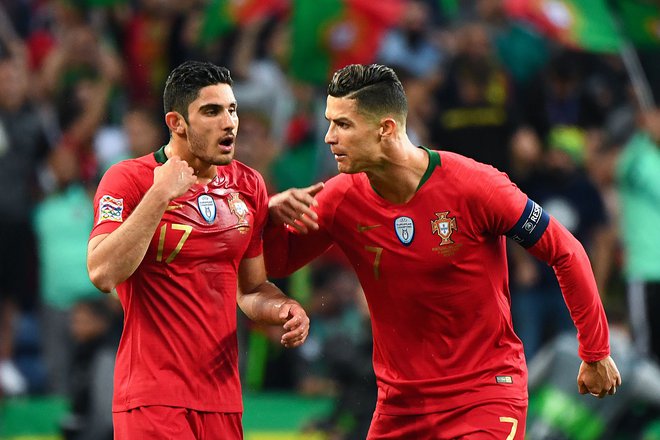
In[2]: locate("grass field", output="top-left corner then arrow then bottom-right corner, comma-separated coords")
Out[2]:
0,392 -> 334,440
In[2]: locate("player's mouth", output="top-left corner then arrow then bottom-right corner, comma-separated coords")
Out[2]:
218,136 -> 234,152
332,150 -> 347,161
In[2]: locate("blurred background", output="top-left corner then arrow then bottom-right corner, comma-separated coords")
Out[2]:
0,0 -> 659,439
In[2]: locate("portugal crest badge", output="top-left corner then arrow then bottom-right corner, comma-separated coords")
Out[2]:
431,211 -> 457,245
227,193 -> 250,232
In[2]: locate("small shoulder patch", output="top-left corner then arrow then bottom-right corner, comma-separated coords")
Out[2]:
98,195 -> 124,224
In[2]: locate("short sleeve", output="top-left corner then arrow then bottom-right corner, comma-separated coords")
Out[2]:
90,162 -> 144,239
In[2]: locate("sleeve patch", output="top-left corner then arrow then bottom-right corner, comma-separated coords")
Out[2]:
506,198 -> 549,248
98,195 -> 124,224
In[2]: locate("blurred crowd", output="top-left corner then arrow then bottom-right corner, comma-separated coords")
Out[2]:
0,0 -> 659,439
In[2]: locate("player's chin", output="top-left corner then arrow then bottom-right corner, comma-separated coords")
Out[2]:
212,152 -> 234,166
336,163 -> 357,174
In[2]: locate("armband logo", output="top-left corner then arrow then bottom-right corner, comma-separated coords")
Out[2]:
98,195 -> 124,224
506,199 -> 549,248
227,193 -> 250,233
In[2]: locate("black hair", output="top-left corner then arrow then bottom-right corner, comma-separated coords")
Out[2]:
163,60 -> 233,121
327,64 -> 408,121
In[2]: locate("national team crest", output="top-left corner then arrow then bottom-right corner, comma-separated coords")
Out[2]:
431,211 -> 457,245
394,216 -> 414,246
98,195 -> 124,224
227,193 -> 250,232
197,194 -> 216,223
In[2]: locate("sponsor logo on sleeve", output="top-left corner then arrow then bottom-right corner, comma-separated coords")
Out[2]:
98,195 -> 124,224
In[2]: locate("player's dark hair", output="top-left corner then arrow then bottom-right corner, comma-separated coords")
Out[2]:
163,60 -> 233,122
327,64 -> 408,121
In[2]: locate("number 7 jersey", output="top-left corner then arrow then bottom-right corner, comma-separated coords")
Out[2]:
264,148 -> 610,415
90,147 -> 268,412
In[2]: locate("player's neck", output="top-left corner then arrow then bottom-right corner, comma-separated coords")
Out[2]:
367,143 -> 428,204
164,143 -> 217,183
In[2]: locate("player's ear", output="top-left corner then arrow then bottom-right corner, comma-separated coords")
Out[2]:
379,118 -> 397,138
165,112 -> 186,135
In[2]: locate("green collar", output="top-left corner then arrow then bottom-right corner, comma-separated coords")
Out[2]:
154,145 -> 168,164
417,146 -> 441,190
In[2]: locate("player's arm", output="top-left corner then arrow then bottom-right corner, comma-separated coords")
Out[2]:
264,183 -> 335,277
505,200 -> 621,397
236,254 -> 309,348
87,156 -> 196,293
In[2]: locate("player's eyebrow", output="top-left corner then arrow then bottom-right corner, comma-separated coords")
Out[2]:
199,102 -> 237,112
326,116 -> 351,124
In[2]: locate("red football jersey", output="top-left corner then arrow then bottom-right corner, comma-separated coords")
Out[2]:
90,148 -> 268,412
265,149 -> 609,415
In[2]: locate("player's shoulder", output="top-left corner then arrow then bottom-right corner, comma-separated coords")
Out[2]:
437,150 -> 510,183
228,159 -> 261,178
102,153 -> 157,182
322,172 -> 365,197
222,159 -> 267,192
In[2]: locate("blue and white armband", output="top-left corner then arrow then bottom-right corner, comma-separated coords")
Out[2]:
505,199 -> 550,248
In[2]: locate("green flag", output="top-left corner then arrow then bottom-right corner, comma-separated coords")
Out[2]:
505,0 -> 660,52
614,0 -> 660,48
505,0 -> 623,52
199,0 -> 287,46
289,0 -> 404,85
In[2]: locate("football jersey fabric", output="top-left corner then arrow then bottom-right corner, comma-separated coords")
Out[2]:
264,149 -> 609,415
90,149 -> 268,412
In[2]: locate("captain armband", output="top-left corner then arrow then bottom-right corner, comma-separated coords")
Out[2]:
505,198 -> 550,249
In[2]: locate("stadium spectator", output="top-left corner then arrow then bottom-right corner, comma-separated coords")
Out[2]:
510,126 -> 615,361
616,105 -> 660,363
59,298 -> 118,440
0,43 -> 50,397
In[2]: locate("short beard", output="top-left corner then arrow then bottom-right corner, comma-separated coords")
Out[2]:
188,127 -> 233,166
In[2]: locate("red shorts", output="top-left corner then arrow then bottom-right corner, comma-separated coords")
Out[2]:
113,406 -> 243,440
367,400 -> 527,440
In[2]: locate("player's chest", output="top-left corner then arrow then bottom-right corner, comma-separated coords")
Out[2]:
146,186 -> 256,264
333,196 -> 483,280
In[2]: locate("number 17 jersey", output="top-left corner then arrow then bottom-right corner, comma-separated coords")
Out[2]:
90,148 -> 268,413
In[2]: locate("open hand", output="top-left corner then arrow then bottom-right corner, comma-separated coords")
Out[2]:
268,182 -> 324,233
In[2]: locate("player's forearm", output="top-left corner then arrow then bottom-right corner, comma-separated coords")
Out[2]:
87,186 -> 170,292
263,221 -> 331,277
237,281 -> 297,325
528,218 -> 610,362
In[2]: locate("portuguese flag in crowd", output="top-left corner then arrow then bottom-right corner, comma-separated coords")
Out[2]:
289,0 -> 404,85
199,0 -> 288,45
504,0 -> 660,53
614,0 -> 660,48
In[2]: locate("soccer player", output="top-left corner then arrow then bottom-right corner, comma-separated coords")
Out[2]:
264,64 -> 620,439
87,61 -> 309,439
